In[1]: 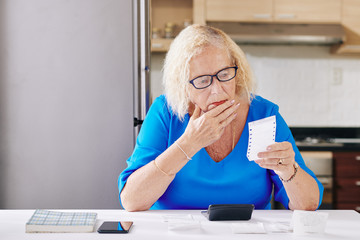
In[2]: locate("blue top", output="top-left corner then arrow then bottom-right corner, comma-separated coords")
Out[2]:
118,95 -> 324,210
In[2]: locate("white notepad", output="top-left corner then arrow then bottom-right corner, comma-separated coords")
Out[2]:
247,116 -> 276,161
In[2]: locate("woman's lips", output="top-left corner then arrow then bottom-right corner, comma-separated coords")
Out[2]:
206,100 -> 227,111
211,100 -> 227,106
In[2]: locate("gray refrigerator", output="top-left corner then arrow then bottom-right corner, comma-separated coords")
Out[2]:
0,0 -> 150,209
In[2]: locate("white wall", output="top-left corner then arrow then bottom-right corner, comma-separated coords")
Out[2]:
150,45 -> 360,127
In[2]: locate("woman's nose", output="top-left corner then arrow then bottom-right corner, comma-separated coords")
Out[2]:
209,77 -> 222,94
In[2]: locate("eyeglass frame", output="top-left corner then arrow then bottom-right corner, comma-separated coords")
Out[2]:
189,66 -> 238,89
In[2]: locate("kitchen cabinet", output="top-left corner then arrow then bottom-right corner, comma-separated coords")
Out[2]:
152,0 -> 360,54
300,151 -> 333,209
194,0 -> 341,24
205,0 -> 273,22
151,0 -> 192,33
273,0 -> 341,23
333,152 -> 360,212
332,0 -> 360,54
151,0 -> 193,52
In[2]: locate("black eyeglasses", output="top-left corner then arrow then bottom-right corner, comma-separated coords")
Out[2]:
189,66 -> 238,89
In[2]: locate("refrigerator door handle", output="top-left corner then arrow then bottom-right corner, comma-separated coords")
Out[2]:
134,117 -> 144,127
133,0 -> 150,141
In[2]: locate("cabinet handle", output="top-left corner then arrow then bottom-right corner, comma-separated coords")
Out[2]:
356,181 -> 360,186
276,14 -> 296,19
253,14 -> 271,19
356,156 -> 360,161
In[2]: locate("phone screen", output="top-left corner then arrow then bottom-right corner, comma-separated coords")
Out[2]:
97,221 -> 133,233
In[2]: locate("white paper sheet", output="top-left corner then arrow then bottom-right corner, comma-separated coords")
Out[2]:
162,214 -> 194,222
231,222 -> 266,234
247,115 -> 276,161
163,214 -> 201,233
292,210 -> 328,235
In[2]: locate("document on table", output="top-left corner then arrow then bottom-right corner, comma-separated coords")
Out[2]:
247,116 -> 276,161
162,214 -> 200,232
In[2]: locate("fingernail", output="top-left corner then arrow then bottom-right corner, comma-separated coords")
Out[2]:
236,103 -> 240,107
230,100 -> 235,104
267,146 -> 271,150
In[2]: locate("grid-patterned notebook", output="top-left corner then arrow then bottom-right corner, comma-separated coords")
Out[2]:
26,209 -> 97,233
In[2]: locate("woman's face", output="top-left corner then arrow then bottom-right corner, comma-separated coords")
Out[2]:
188,46 -> 236,113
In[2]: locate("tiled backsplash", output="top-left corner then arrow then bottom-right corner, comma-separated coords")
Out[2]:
150,45 -> 360,127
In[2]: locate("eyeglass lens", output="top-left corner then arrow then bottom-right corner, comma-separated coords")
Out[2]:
192,67 -> 236,89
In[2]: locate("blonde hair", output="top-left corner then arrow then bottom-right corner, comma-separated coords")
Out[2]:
162,24 -> 255,121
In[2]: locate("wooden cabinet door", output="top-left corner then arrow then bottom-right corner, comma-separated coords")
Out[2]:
274,0 -> 341,23
333,0 -> 360,54
336,203 -> 360,212
335,178 -> 360,202
334,152 -> 360,178
342,0 -> 360,45
205,0 -> 273,22
333,152 -> 360,211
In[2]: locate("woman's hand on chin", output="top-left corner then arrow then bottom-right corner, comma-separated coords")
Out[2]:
184,100 -> 240,151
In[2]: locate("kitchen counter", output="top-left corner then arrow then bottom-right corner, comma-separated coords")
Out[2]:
297,143 -> 360,152
292,127 -> 360,212
290,127 -> 360,152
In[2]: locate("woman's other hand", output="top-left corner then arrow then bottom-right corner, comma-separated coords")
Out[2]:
184,100 -> 239,151
255,142 -> 320,210
255,142 -> 296,180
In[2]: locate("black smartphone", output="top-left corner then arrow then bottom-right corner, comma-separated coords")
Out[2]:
97,221 -> 133,234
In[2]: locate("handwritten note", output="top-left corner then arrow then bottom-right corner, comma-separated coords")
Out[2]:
247,116 -> 276,161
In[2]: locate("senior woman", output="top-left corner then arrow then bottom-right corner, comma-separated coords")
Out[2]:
119,24 -> 323,212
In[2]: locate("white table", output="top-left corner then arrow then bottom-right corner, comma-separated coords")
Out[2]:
0,209 -> 359,240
